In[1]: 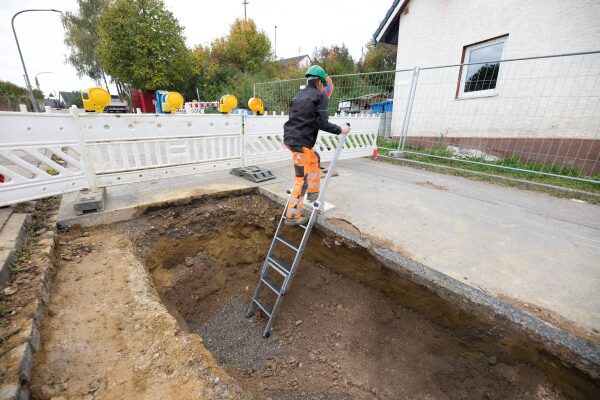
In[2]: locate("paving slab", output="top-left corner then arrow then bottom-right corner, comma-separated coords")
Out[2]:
0,213 -> 31,287
0,207 -> 13,231
0,249 -> 16,289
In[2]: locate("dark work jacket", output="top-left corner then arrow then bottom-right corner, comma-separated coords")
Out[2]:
283,83 -> 342,149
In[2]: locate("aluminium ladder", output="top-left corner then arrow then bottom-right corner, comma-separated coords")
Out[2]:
245,131 -> 349,337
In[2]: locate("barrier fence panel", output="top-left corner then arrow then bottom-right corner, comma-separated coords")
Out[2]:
255,70 -> 406,117
0,111 -> 88,206
1,109 -> 379,206
79,112 -> 243,187
254,51 -> 600,186
244,113 -> 379,166
400,51 -> 600,183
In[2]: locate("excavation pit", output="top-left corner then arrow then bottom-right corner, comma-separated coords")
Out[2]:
128,190 -> 599,399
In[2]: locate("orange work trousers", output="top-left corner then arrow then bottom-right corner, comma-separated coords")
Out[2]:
286,146 -> 320,220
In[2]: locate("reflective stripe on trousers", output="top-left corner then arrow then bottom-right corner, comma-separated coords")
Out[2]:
286,146 -> 320,219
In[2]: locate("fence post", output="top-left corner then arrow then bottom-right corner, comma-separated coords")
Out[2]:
398,66 -> 420,152
70,105 -> 98,191
253,83 -> 256,98
241,110 -> 248,167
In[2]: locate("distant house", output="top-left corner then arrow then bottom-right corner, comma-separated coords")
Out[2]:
59,91 -> 75,106
279,54 -> 311,69
373,0 -> 600,172
44,96 -> 62,109
337,93 -> 391,114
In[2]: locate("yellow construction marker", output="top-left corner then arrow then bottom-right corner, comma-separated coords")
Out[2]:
248,97 -> 265,115
162,91 -> 184,113
219,94 -> 238,113
82,87 -> 111,113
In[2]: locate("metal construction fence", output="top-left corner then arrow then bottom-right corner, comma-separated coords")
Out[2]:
255,51 -> 600,184
0,108 -> 378,206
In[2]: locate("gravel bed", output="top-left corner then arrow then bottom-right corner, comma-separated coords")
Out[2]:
198,298 -> 278,370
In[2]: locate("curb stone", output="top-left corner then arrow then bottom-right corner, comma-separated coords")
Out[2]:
0,206 -> 58,400
0,213 -> 32,289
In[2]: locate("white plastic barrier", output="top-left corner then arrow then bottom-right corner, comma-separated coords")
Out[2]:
0,109 -> 379,206
80,111 -> 242,187
244,113 -> 378,166
0,111 -> 88,206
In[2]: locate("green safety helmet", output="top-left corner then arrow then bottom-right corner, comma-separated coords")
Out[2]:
305,65 -> 329,88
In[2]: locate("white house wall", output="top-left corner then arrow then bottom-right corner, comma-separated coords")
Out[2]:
389,0 -> 600,140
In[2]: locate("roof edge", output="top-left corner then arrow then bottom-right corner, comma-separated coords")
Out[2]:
373,0 -> 409,44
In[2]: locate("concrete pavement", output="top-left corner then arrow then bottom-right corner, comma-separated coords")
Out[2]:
263,158 -> 600,338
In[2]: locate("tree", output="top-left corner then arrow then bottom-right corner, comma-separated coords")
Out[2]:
359,42 -> 397,72
97,0 -> 195,90
192,44 -> 229,100
67,91 -> 84,108
312,45 -> 355,76
211,19 -> 272,74
63,0 -> 110,86
192,18 -> 273,102
0,80 -> 43,99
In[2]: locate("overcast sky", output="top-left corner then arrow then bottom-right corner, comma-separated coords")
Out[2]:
0,0 -> 391,98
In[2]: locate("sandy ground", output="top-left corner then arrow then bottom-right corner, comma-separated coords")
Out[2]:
30,192 -> 597,399
30,229 -> 246,399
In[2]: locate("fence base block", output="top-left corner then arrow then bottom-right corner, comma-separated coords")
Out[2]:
230,166 -> 276,183
73,188 -> 106,215
389,151 -> 407,158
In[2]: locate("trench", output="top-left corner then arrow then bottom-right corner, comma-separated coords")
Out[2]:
134,190 -> 599,399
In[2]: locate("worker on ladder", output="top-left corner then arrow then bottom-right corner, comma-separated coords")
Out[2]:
283,65 -> 351,226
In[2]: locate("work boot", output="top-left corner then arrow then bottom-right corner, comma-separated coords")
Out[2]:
284,216 -> 308,226
307,192 -> 319,202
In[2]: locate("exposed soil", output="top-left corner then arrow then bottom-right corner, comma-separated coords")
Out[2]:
30,191 -> 599,399
30,225 -> 246,399
135,192 -> 597,399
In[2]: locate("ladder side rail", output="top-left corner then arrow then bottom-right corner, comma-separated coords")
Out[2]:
281,207 -> 318,294
315,133 -> 348,207
246,191 -> 293,317
250,131 -> 349,338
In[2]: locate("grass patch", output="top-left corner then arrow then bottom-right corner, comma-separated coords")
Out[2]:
376,137 -> 600,197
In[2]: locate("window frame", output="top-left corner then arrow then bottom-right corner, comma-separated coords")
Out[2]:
456,35 -> 508,100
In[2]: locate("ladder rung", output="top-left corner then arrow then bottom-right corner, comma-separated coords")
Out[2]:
261,276 -> 282,294
275,236 -> 299,251
267,255 -> 290,276
253,298 -> 272,318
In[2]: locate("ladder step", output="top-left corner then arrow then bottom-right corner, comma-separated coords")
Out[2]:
261,276 -> 282,294
275,236 -> 299,251
253,298 -> 272,318
267,255 -> 290,276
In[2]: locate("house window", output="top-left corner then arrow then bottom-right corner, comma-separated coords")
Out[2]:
458,36 -> 507,98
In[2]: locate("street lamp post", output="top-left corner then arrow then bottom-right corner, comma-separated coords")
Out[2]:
274,26 -> 277,59
35,71 -> 52,90
11,9 -> 62,112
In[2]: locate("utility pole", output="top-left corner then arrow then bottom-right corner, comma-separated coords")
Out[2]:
34,71 -> 52,90
274,25 -> 277,59
12,9 -> 63,112
242,0 -> 249,21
